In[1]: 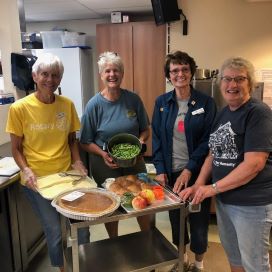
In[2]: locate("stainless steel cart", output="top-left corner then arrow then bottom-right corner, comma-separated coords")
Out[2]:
61,199 -> 188,272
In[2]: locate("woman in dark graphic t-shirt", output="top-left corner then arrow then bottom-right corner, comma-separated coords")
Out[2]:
180,57 -> 272,272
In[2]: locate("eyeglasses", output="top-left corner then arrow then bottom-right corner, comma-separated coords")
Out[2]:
221,76 -> 248,84
169,67 -> 191,76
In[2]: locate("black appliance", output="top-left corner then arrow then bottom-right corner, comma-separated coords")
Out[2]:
11,53 -> 37,94
151,0 -> 180,25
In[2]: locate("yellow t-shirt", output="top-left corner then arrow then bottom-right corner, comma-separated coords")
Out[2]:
6,94 -> 80,184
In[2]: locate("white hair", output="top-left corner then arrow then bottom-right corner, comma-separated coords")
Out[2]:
97,51 -> 124,74
32,53 -> 64,78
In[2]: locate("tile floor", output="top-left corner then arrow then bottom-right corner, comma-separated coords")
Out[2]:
26,212 -> 228,272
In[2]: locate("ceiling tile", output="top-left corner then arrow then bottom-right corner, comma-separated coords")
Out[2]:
24,0 -> 153,22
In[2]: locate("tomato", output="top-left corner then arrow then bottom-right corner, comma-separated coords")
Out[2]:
152,186 -> 165,200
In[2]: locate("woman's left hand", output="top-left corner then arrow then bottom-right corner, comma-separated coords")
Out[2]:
72,160 -> 88,176
190,184 -> 216,204
173,169 -> 192,194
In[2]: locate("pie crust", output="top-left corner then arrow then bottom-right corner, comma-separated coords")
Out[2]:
58,191 -> 117,215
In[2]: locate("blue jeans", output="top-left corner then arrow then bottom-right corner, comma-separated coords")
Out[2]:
169,171 -> 211,254
23,186 -> 90,267
216,199 -> 272,272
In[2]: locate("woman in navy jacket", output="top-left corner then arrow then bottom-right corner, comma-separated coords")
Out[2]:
152,51 -> 217,272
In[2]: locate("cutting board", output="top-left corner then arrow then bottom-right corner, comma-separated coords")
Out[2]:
37,171 -> 97,200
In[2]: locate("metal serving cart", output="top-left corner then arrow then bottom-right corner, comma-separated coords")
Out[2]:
60,196 -> 189,272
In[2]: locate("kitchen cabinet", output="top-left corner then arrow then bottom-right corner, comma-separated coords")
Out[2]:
0,177 -> 46,272
16,185 -> 46,270
96,22 -> 166,156
0,189 -> 15,272
0,143 -> 46,272
61,201 -> 188,272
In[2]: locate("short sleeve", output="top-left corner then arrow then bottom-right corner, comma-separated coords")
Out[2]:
244,105 -> 272,152
6,104 -> 24,137
69,102 -> 80,132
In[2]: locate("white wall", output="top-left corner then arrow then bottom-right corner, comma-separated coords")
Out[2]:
170,0 -> 272,69
169,0 -> 272,106
0,0 -> 22,145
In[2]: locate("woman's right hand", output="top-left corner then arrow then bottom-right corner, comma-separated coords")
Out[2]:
154,173 -> 168,186
101,151 -> 119,169
179,184 -> 199,202
23,167 -> 37,191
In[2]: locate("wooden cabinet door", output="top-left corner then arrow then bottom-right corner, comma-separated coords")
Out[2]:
96,24 -> 133,90
96,22 -> 166,156
133,22 -> 166,156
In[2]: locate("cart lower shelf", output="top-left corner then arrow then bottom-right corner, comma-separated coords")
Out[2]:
64,228 -> 179,272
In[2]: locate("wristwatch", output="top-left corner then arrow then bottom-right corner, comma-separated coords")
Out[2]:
212,183 -> 220,194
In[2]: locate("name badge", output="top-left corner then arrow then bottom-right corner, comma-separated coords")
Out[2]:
192,108 -> 205,115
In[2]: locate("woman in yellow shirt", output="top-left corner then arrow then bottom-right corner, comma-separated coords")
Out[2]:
6,53 -> 88,272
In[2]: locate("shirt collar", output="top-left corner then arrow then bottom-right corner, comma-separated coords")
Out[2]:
167,85 -> 198,107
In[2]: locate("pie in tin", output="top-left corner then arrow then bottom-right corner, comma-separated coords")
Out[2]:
52,188 -> 120,220
59,191 -> 116,214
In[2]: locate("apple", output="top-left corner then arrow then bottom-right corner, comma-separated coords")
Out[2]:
132,196 -> 148,210
139,189 -> 156,204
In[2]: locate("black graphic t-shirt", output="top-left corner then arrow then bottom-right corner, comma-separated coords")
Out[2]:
209,98 -> 272,205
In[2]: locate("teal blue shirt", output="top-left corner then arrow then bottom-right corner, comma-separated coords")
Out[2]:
80,89 -> 149,147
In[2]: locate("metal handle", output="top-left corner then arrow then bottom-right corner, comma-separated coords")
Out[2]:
140,143 -> 147,154
153,179 -> 201,213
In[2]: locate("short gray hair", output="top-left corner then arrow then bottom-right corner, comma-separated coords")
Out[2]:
32,53 -> 64,78
219,57 -> 256,93
97,51 -> 124,74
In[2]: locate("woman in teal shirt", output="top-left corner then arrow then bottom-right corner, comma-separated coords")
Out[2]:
80,51 -> 151,238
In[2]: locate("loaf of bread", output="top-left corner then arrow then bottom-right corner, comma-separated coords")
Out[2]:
108,175 -> 153,196
140,182 -> 153,190
125,175 -> 138,182
126,184 -> 141,193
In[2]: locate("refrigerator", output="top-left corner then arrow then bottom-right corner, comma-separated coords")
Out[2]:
32,47 -> 94,118
192,79 -> 264,110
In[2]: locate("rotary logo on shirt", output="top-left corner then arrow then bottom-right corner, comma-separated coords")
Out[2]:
127,110 -> 136,118
56,112 -> 67,131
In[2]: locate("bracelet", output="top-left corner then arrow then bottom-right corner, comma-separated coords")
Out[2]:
212,183 -> 220,194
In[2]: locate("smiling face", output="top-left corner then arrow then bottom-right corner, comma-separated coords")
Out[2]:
220,67 -> 251,111
100,63 -> 123,89
169,63 -> 192,89
33,67 -> 62,94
